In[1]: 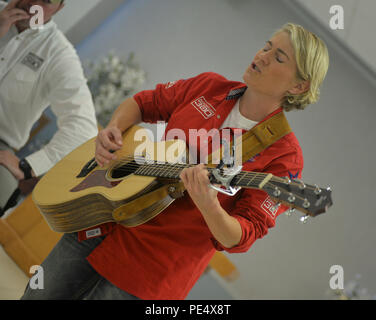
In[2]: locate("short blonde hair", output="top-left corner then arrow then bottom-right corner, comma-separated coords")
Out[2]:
274,23 -> 329,111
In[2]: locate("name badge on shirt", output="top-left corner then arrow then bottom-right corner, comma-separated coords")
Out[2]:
21,52 -> 44,71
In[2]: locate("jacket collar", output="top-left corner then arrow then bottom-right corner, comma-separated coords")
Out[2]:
213,82 -> 248,102
213,82 -> 284,122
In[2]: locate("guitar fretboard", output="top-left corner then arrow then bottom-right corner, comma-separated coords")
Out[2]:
134,162 -> 271,189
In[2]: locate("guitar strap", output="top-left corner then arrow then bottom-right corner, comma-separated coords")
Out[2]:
207,110 -> 291,165
235,110 -> 291,164
113,111 -> 292,223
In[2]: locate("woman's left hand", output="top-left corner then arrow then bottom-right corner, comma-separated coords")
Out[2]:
179,163 -> 219,212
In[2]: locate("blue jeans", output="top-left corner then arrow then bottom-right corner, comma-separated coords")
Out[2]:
21,232 -> 139,300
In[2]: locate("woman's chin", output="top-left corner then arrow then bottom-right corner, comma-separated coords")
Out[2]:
242,71 -> 253,86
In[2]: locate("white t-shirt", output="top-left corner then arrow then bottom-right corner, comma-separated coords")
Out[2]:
220,99 -> 258,130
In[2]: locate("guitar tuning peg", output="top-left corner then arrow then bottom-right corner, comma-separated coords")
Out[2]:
287,193 -> 296,203
273,187 -> 281,197
314,184 -> 322,195
294,178 -> 306,190
302,198 -> 310,208
285,207 -> 295,216
299,215 -> 309,224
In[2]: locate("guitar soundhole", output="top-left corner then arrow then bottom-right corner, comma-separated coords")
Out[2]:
111,160 -> 141,179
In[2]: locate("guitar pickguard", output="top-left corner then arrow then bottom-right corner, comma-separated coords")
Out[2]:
70,170 -> 121,192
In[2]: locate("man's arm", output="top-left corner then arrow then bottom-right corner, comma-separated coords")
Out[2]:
25,47 -> 98,177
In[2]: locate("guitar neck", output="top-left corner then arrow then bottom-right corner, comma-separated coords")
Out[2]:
119,157 -> 332,217
134,162 -> 272,191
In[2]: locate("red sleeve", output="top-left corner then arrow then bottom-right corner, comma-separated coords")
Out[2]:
133,72 -> 226,123
133,79 -> 185,123
211,144 -> 304,253
133,73 -> 208,123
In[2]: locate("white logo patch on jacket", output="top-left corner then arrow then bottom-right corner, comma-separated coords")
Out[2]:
191,96 -> 216,119
261,196 -> 279,219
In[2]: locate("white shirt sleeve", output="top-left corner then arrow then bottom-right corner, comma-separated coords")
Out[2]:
26,46 -> 98,176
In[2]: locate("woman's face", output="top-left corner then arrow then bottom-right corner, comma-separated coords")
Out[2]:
243,31 -> 302,101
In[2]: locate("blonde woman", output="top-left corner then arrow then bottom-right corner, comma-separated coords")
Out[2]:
22,23 -> 329,300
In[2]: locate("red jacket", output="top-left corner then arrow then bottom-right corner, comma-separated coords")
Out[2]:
79,72 -> 304,300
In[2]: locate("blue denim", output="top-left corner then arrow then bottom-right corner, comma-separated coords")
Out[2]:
21,232 -> 139,300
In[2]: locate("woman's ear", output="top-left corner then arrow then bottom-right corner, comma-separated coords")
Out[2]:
288,80 -> 310,95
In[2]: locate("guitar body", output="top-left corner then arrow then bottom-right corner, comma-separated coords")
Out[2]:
32,125 -> 187,233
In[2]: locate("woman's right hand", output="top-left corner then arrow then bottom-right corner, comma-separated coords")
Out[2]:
95,127 -> 123,167
0,0 -> 30,38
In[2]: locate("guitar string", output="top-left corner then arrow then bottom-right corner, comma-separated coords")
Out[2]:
95,154 -> 321,193
92,156 -> 325,210
102,154 -> 318,191
106,155 -> 267,185
115,158 -> 320,210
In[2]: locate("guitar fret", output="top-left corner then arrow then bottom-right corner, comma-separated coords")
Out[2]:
163,164 -> 174,178
246,172 -> 259,186
153,163 -> 165,177
137,161 -> 275,188
144,164 -> 154,176
136,162 -> 189,179
234,172 -> 246,186
172,165 -> 183,178
151,165 -> 161,177
240,172 -> 266,188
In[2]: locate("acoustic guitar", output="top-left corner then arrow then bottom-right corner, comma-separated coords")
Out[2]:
32,125 -> 333,233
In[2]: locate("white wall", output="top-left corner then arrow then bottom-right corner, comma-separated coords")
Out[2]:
53,0 -> 102,34
75,0 -> 376,299
53,0 -> 126,45
294,0 -> 376,75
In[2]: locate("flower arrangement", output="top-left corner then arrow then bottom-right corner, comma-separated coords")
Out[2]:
85,51 -> 146,127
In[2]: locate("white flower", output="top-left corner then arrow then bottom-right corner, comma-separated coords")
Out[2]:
85,52 -> 145,126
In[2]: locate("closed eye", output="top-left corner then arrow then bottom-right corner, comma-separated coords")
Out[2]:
262,46 -> 284,63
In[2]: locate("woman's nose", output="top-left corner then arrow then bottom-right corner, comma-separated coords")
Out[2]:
258,50 -> 271,66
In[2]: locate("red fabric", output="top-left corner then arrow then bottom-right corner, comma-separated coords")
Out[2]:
79,72 -> 304,300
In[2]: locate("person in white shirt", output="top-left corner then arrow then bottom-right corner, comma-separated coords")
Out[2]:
0,0 -> 98,216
